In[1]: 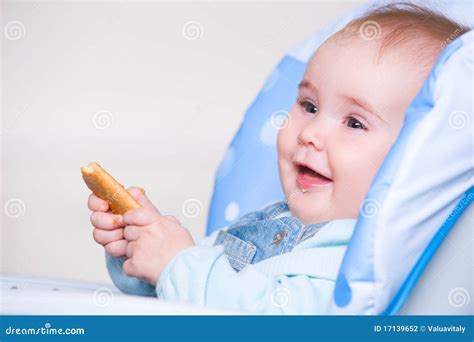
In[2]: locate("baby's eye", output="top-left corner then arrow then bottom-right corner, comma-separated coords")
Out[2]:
346,117 -> 366,130
299,100 -> 318,114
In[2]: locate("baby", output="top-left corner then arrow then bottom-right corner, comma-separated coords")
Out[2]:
87,4 -> 468,313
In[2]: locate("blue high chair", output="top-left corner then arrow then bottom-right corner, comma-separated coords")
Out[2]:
1,0 -> 471,315
206,0 -> 473,315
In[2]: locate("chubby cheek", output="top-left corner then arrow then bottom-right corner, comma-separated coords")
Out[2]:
331,139 -> 389,217
277,114 -> 300,194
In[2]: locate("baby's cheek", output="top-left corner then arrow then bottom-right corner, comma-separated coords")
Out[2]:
277,114 -> 299,154
276,125 -> 289,155
276,128 -> 295,191
332,146 -> 377,213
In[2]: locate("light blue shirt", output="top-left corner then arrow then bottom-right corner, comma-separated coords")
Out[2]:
106,201 -> 356,314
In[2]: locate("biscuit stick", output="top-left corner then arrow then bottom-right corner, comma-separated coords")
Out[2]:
81,162 -> 141,215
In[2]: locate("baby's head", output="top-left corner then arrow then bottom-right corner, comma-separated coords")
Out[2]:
277,4 -> 468,224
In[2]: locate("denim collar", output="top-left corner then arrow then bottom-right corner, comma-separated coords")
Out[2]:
214,201 -> 328,271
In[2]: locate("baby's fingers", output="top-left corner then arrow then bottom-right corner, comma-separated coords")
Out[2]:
127,187 -> 160,213
123,207 -> 161,226
88,193 -> 109,212
104,239 -> 128,257
93,228 -> 124,246
90,211 -> 124,229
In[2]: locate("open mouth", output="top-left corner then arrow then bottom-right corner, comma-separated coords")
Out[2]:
296,164 -> 333,190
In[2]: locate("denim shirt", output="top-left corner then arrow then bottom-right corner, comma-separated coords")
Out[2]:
214,201 -> 327,271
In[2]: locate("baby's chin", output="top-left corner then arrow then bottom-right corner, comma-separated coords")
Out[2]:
286,190 -> 334,225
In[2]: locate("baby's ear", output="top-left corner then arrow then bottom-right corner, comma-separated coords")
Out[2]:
127,187 -> 160,213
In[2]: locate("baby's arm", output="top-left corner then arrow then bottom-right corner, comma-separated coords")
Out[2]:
106,253 -> 157,297
105,231 -> 219,297
155,244 -> 340,314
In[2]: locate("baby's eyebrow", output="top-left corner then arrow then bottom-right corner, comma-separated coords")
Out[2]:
345,96 -> 384,122
298,80 -> 318,94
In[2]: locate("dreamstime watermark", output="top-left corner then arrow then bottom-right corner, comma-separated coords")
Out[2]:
4,20 -> 26,41
2,103 -> 31,136
359,198 -> 380,219
448,110 -> 470,130
92,287 -> 114,307
4,198 -> 26,218
284,188 -> 302,207
271,288 -> 292,307
270,109 -> 291,130
4,322 -> 85,336
448,287 -> 470,308
92,110 -> 114,130
440,27 -> 464,49
182,21 -> 203,41
182,198 -> 204,218
359,20 -> 382,41
445,192 -> 473,224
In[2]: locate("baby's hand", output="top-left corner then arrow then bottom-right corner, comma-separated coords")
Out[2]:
88,187 -> 156,257
121,208 -> 195,286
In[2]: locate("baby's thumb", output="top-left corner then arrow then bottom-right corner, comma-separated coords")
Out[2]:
127,187 -> 160,214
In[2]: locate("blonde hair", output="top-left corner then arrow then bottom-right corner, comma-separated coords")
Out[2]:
339,3 -> 470,67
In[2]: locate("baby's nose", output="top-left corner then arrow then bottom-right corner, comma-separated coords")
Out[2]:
297,121 -> 325,151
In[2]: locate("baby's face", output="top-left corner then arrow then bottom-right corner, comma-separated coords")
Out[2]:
277,34 -> 430,224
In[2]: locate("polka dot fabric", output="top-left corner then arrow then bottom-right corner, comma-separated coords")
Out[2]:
205,56 -> 306,234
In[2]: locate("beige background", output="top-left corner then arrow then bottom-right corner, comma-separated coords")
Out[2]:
1,1 -> 362,283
